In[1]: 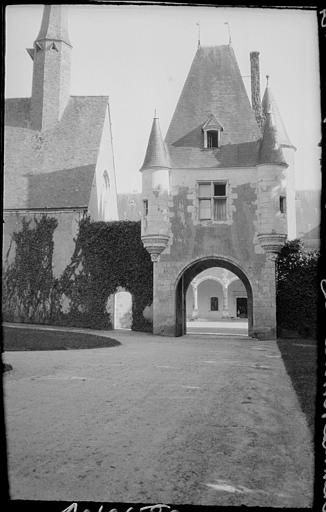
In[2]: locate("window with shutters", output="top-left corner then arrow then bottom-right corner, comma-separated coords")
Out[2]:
198,181 -> 228,221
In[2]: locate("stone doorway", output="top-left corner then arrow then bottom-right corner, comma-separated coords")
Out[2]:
106,288 -> 132,330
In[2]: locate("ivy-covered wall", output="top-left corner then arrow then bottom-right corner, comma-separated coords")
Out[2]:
3,216 -> 58,323
276,239 -> 319,338
2,216 -> 319,338
2,216 -> 153,331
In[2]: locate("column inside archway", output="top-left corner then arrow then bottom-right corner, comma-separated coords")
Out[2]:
191,282 -> 198,319
222,285 -> 229,318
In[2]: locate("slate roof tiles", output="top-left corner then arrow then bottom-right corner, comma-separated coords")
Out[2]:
4,95 -> 109,209
165,45 -> 262,169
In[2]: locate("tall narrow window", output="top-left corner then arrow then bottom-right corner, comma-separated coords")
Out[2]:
210,297 -> 219,311
207,130 -> 219,148
199,184 -> 212,220
103,170 -> 110,190
213,183 -> 227,221
143,199 -> 149,217
280,196 -> 286,214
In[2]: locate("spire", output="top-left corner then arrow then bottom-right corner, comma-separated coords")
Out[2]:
36,5 -> 72,47
140,114 -> 171,170
29,5 -> 72,131
258,109 -> 287,166
261,75 -> 294,148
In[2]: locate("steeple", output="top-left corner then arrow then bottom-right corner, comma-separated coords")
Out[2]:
141,113 -> 171,171
261,76 -> 294,148
35,4 -> 71,46
28,5 -> 72,131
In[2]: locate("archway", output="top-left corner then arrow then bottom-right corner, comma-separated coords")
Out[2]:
175,257 -> 253,337
113,290 -> 132,330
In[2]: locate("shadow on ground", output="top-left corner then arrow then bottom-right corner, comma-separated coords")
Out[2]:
2,326 -> 121,351
277,337 -> 317,435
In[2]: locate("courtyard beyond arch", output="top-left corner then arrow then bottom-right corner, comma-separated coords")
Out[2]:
174,256 -> 253,337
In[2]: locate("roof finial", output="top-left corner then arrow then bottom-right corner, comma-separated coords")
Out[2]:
196,22 -> 200,48
266,74 -> 270,86
224,21 -> 232,45
154,108 -> 158,119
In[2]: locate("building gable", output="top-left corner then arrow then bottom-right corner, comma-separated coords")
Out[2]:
4,95 -> 109,209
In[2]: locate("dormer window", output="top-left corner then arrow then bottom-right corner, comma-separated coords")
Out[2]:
202,114 -> 223,149
207,130 -> 219,148
50,42 -> 58,52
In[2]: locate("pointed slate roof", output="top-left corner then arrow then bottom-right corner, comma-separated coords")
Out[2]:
36,4 -> 71,46
165,45 -> 262,168
4,96 -> 109,209
261,78 -> 294,148
258,111 -> 287,166
141,115 -> 171,170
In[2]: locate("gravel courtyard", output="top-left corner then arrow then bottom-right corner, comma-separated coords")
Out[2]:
3,329 -> 314,507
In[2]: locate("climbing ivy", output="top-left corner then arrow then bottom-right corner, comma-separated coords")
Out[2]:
2,215 -> 58,323
3,216 -> 153,331
276,239 -> 319,338
56,218 -> 153,330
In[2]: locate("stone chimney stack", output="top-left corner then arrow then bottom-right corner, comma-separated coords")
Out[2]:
250,51 -> 264,130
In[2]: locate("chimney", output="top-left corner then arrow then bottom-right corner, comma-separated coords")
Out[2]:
250,51 -> 264,130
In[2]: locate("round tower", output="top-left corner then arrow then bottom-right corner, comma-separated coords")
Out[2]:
261,76 -> 297,240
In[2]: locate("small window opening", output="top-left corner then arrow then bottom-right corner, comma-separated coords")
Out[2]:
210,297 -> 219,311
280,196 -> 286,214
214,184 -> 226,196
103,170 -> 110,189
143,199 -> 148,216
207,130 -> 218,148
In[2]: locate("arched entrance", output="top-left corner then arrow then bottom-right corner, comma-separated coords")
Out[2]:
175,257 -> 253,337
114,290 -> 132,330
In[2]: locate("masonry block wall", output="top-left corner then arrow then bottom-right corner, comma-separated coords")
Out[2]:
143,161 -> 290,339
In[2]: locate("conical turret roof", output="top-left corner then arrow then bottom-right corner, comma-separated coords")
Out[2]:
140,115 -> 171,170
258,110 -> 287,166
261,77 -> 294,148
36,5 -> 71,46
164,44 -> 262,168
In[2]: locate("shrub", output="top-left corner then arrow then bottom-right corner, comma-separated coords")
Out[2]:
276,239 -> 319,337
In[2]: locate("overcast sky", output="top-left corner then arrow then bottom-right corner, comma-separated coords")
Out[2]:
5,4 -> 321,193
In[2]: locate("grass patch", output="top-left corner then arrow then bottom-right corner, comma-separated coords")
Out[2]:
2,326 -> 121,351
277,337 -> 317,434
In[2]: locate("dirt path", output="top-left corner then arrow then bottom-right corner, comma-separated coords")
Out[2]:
3,330 -> 313,507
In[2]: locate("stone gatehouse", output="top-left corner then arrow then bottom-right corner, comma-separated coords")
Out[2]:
140,45 -> 296,339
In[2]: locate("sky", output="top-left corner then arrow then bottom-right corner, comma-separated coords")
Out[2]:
5,3 -> 322,194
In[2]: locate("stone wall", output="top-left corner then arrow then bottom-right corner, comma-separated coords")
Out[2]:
149,164 -> 288,339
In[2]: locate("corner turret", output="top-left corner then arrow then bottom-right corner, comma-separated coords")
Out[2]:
260,75 -> 297,240
140,113 -> 171,262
